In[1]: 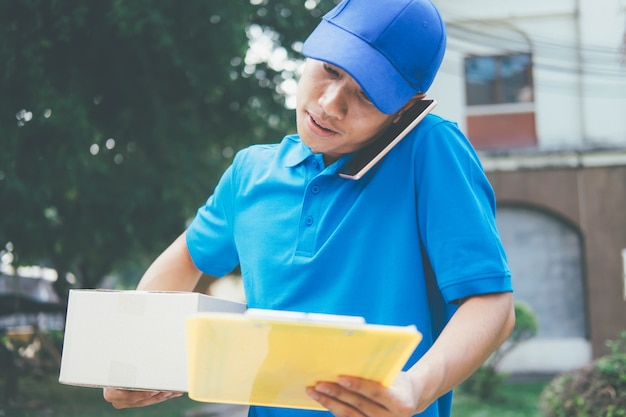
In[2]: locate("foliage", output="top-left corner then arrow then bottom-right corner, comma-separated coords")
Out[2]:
461,301 -> 538,400
539,331 -> 626,417
607,331 -> 626,355
0,0 -> 337,296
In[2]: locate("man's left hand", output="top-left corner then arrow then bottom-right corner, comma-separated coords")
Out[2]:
306,373 -> 418,417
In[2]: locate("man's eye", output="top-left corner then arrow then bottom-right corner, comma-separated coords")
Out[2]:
360,91 -> 373,104
324,64 -> 339,76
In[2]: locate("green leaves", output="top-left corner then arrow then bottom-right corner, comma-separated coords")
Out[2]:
540,332 -> 626,417
0,0 -> 335,292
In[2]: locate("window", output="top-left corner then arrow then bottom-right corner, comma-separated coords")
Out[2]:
465,53 -> 534,106
464,53 -> 537,150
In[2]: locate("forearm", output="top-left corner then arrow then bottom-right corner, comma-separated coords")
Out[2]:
408,292 -> 515,413
136,231 -> 202,292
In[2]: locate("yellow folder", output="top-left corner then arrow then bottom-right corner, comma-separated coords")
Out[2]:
186,310 -> 422,410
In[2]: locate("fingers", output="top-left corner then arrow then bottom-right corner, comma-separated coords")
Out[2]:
102,388 -> 183,409
306,378 -> 388,417
306,376 -> 417,417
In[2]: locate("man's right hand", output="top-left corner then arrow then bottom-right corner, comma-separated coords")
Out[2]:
103,387 -> 183,409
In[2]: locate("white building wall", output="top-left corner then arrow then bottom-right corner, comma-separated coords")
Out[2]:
429,0 -> 626,148
519,16 -> 583,148
578,0 -> 626,145
428,49 -> 467,131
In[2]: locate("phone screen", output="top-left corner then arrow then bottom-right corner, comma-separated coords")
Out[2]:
338,99 -> 437,180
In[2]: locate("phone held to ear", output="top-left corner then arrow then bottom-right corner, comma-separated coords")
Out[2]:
338,99 -> 437,180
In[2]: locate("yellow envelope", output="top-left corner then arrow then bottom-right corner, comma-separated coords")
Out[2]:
186,310 -> 422,410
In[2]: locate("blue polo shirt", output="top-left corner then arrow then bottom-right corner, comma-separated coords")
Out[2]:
186,113 -> 512,417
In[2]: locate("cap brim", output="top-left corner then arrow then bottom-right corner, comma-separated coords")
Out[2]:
303,19 -> 417,115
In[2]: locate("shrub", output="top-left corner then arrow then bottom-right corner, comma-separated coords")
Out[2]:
539,331 -> 626,417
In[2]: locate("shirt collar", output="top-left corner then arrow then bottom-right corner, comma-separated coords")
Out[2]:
283,134 -> 314,168
281,134 -> 351,175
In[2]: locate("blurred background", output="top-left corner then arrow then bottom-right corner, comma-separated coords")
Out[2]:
1,0 -> 625,416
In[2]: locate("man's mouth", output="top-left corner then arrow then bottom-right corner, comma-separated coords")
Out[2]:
308,113 -> 337,137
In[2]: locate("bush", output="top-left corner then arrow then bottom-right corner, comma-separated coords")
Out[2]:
539,331 -> 626,417
461,301 -> 538,400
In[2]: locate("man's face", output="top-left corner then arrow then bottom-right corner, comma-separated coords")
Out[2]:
295,59 -> 397,165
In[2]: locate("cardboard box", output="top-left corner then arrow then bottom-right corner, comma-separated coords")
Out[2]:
58,289 -> 246,391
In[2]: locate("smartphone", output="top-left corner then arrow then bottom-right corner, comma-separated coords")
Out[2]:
338,99 -> 437,180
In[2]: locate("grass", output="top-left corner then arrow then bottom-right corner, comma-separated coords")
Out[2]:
452,380 -> 548,417
1,374 -> 200,417
0,373 -> 548,417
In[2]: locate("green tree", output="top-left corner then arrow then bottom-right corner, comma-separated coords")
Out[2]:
0,0 -> 336,296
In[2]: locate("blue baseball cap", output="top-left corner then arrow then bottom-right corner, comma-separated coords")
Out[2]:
302,0 -> 446,114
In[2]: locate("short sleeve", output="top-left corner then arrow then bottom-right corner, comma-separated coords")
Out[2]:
185,154 -> 243,277
414,120 -> 512,303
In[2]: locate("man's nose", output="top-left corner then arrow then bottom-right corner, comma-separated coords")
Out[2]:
318,83 -> 347,119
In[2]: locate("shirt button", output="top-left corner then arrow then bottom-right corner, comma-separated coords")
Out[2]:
305,216 -> 314,226
311,185 -> 320,194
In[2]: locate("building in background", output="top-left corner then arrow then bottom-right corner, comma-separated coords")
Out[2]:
429,0 -> 626,375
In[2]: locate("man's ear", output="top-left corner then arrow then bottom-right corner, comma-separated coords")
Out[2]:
393,94 -> 427,123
